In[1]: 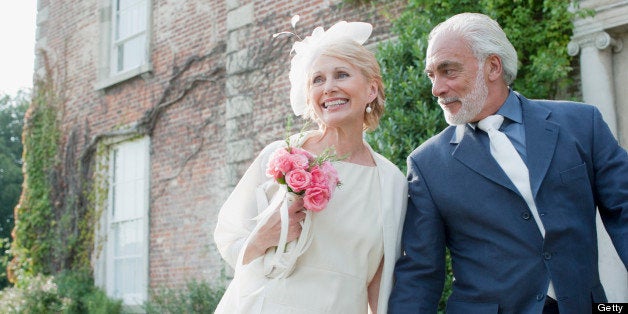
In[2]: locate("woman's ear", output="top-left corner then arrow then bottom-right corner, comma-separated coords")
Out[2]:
367,82 -> 378,103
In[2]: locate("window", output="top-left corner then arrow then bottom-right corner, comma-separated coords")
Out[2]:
112,0 -> 147,75
102,137 -> 150,306
96,0 -> 151,89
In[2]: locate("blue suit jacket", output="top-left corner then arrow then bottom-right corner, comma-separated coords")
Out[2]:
389,92 -> 628,314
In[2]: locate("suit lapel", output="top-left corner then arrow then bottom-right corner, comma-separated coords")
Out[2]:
520,96 -> 559,197
451,94 -> 560,199
451,125 -> 521,194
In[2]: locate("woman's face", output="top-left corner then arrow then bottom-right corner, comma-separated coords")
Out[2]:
308,55 -> 376,129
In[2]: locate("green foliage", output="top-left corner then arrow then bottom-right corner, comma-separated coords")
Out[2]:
0,270 -> 121,314
6,53 -> 119,314
0,273 -> 68,313
368,0 -> 583,312
143,280 -> 226,314
54,269 -> 122,314
0,91 -> 29,289
9,78 -> 61,279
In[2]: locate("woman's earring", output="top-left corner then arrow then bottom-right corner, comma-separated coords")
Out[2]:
365,105 -> 372,114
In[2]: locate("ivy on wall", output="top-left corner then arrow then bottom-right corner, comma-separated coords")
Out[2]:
9,66 -> 63,281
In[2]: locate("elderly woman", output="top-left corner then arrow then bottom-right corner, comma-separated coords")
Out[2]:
214,19 -> 407,314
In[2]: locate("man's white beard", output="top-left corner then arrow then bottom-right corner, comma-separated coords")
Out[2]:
443,66 -> 488,125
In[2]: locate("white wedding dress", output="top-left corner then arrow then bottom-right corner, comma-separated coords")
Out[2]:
215,161 -> 383,313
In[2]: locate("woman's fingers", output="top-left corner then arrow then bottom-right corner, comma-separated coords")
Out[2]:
290,210 -> 306,224
287,221 -> 303,242
288,198 -> 304,213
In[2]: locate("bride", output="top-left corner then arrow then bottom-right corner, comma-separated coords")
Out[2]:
213,18 -> 407,314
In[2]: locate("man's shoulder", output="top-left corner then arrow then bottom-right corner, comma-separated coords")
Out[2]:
409,126 -> 457,158
516,91 -> 594,113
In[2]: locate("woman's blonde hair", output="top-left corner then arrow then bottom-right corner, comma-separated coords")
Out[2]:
303,40 -> 385,131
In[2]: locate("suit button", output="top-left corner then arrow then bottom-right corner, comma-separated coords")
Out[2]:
543,252 -> 552,260
536,293 -> 544,301
521,211 -> 531,220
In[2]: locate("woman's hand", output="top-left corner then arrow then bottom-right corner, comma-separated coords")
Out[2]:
242,197 -> 306,264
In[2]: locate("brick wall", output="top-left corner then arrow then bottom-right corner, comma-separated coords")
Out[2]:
34,0 -> 403,290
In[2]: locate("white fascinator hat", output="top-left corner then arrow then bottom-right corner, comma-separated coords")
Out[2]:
275,16 -> 373,116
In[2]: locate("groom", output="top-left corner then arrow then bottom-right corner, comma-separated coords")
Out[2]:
388,13 -> 628,314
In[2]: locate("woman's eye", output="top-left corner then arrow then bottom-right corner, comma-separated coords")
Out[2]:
337,72 -> 349,79
312,76 -> 323,84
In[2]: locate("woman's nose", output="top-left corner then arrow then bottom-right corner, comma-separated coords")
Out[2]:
323,79 -> 337,94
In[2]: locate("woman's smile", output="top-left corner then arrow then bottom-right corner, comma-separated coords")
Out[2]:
322,98 -> 349,110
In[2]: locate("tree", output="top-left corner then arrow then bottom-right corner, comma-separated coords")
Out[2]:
0,90 -> 29,288
368,0 -> 585,311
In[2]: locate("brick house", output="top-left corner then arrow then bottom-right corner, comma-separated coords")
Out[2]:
33,0 -> 402,308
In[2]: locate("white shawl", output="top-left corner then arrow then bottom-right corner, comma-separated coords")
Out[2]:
214,131 -> 407,313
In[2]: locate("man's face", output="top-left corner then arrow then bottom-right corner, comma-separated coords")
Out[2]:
425,33 -> 488,125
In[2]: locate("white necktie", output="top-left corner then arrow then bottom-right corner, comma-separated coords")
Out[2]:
478,115 -> 555,299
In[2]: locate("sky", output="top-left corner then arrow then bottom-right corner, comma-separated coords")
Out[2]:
0,1 -> 37,98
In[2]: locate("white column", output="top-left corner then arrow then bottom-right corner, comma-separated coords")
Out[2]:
568,31 -> 627,302
568,31 -> 622,136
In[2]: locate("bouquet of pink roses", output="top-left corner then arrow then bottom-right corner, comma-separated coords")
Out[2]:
266,145 -> 341,212
253,141 -> 341,279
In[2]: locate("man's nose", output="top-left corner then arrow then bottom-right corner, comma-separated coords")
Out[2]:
431,77 -> 447,97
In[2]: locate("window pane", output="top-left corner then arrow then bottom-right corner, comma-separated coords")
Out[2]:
114,256 -> 140,297
111,139 -> 146,221
118,0 -> 144,10
116,36 -> 145,72
112,0 -> 147,74
116,3 -> 146,40
113,219 -> 142,258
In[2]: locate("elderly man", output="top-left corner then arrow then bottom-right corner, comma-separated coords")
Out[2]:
389,12 -> 628,314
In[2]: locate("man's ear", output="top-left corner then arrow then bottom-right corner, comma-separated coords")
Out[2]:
486,54 -> 503,82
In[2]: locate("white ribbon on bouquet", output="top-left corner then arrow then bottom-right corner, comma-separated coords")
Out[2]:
253,180 -> 313,279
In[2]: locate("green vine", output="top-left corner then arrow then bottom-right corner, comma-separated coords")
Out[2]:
8,53 -> 101,283
9,68 -> 62,281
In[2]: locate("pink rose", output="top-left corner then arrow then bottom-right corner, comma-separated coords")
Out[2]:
303,186 -> 331,212
266,148 -> 292,179
285,168 -> 312,193
288,152 -> 310,171
320,161 -> 340,190
309,166 -> 329,189
291,147 -> 314,161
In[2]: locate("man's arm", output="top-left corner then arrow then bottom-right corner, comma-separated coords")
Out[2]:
388,156 -> 447,313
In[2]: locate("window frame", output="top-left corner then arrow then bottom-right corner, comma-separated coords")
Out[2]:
93,136 -> 150,309
96,0 -> 152,90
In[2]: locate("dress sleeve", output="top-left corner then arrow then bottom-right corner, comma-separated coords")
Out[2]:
213,142 -> 281,268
